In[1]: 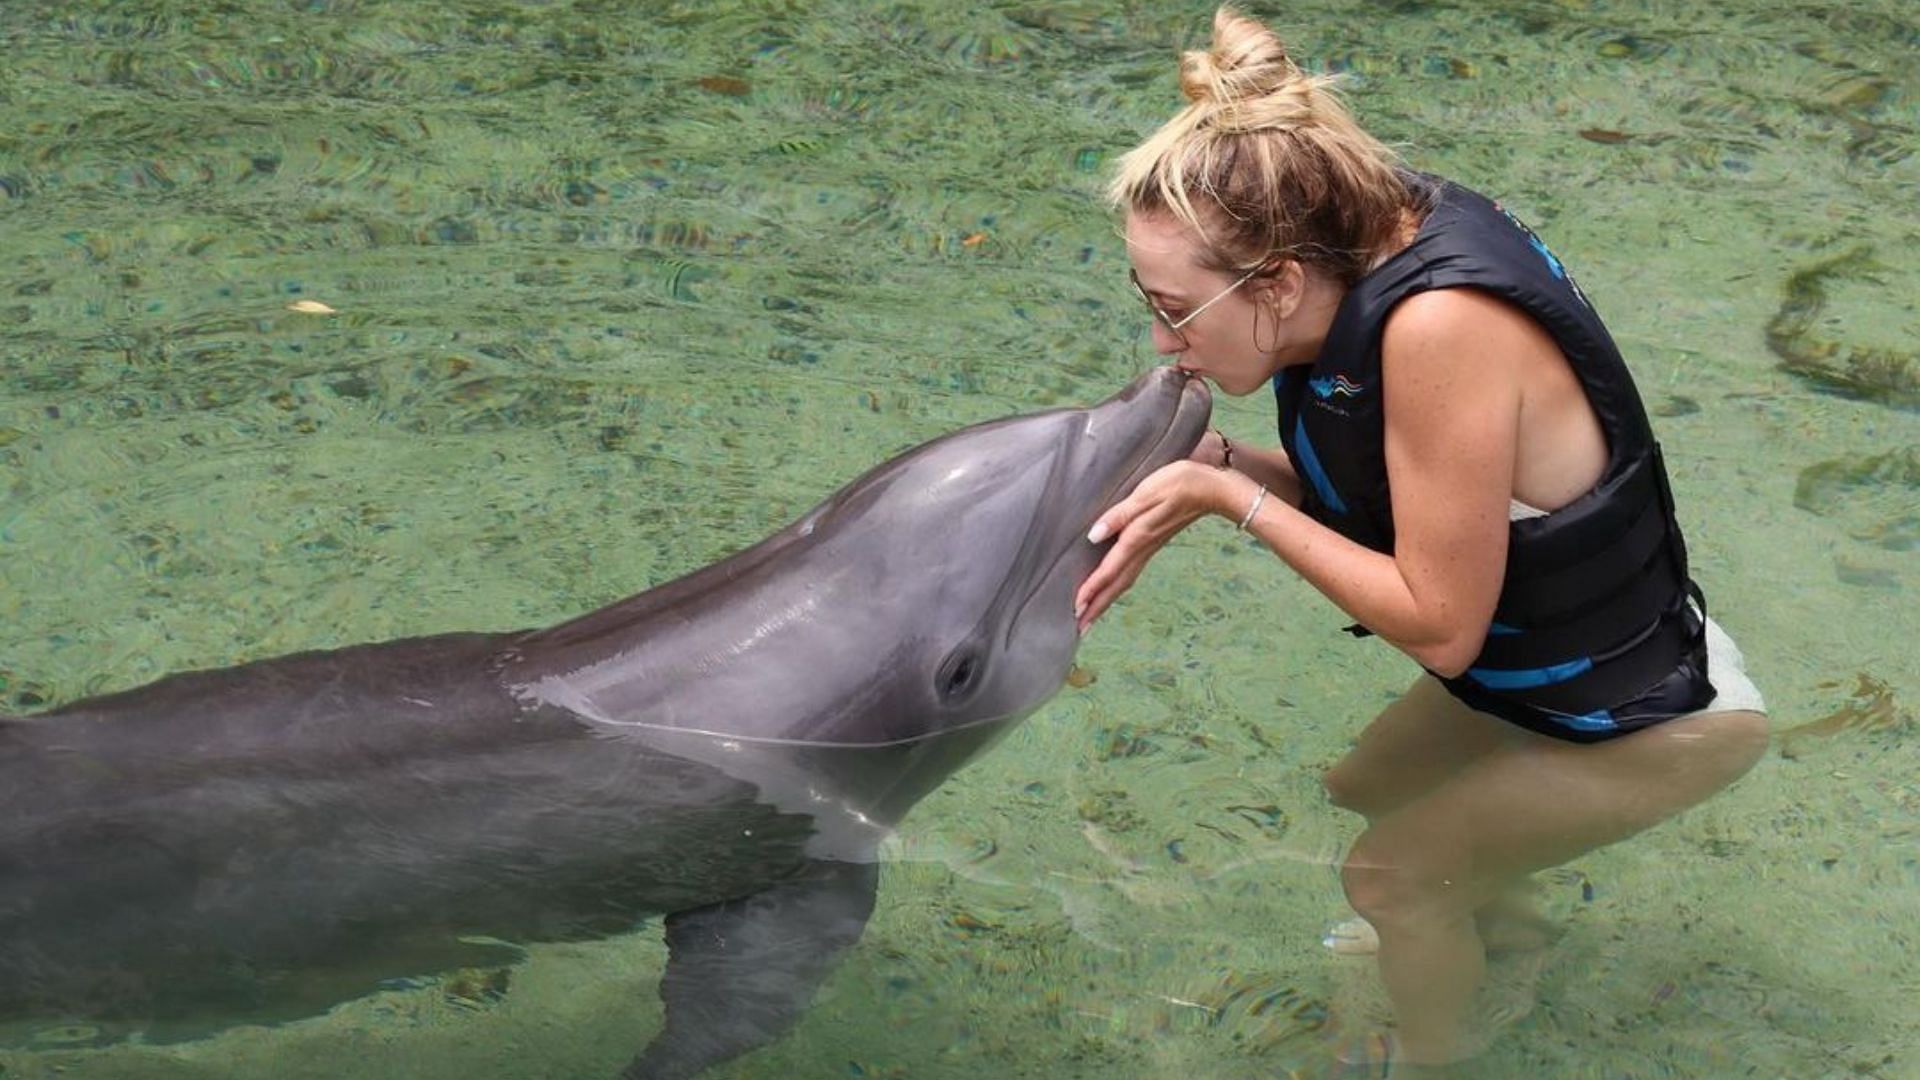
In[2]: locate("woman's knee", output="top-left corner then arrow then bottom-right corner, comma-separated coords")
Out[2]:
1322,680 -> 1514,819
1655,707 -> 1772,802
1323,756 -> 1423,821
1322,758 -> 1383,816
1714,709 -> 1771,778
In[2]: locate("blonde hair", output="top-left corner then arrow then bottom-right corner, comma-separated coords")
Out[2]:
1108,6 -> 1415,284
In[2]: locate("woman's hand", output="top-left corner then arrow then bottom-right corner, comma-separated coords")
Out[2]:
1074,460 -> 1239,634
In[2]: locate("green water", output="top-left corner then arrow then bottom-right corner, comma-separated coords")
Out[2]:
1,1 -> 1915,1077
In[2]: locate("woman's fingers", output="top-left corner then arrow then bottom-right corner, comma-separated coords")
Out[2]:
1086,499 -> 1131,546
1075,496 -> 1141,621
1076,497 -> 1179,630
1079,547 -> 1151,630
1074,461 -> 1225,632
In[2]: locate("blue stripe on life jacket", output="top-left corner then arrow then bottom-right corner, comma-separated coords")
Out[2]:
1466,655 -> 1593,690
1555,708 -> 1618,732
1292,413 -> 1347,514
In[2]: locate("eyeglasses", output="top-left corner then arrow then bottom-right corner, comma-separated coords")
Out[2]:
1129,264 -> 1265,347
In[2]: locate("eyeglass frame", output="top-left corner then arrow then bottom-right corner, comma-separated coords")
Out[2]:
1129,263 -> 1268,346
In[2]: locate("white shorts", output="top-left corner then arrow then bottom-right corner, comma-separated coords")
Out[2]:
1699,615 -> 1767,715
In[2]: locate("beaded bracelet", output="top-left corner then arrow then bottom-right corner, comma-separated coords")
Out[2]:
1214,428 -> 1234,470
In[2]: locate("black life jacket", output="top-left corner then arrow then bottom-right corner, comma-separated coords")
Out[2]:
1274,176 -> 1714,742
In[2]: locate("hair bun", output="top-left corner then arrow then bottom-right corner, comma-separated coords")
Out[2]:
1177,48 -> 1223,105
1108,5 -> 1410,287
1178,5 -> 1300,107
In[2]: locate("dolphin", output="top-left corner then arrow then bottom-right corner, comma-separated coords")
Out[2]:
0,366 -> 1211,1079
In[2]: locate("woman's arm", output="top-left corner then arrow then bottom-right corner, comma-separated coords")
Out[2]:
1221,290 -> 1522,672
1078,289 -> 1535,677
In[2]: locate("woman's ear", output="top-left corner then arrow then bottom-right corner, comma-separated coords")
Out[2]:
1263,260 -> 1306,320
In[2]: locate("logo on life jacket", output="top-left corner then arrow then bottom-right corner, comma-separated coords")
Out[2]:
1309,374 -> 1367,400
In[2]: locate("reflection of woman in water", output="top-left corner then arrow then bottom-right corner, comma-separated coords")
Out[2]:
1074,6 -> 1771,1071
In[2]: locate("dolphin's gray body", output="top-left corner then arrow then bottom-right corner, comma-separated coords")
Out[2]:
0,367 -> 1210,1078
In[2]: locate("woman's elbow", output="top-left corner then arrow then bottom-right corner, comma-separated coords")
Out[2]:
1403,634 -> 1483,679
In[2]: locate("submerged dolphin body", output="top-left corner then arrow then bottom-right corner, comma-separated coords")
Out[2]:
0,367 -> 1211,1078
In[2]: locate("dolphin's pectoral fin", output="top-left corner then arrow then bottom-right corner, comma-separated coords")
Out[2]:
623,859 -> 880,1080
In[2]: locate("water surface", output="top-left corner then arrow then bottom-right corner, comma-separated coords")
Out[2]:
2,1 -> 1915,1076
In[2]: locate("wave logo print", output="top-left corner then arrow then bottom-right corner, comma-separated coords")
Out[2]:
1309,374 -> 1367,400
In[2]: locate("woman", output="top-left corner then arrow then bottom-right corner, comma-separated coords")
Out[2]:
1073,6 -> 1771,1071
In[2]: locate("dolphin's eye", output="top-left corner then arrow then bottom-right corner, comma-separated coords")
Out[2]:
937,648 -> 983,702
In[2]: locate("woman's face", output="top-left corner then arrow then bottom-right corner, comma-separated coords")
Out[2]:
1124,210 -> 1321,396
